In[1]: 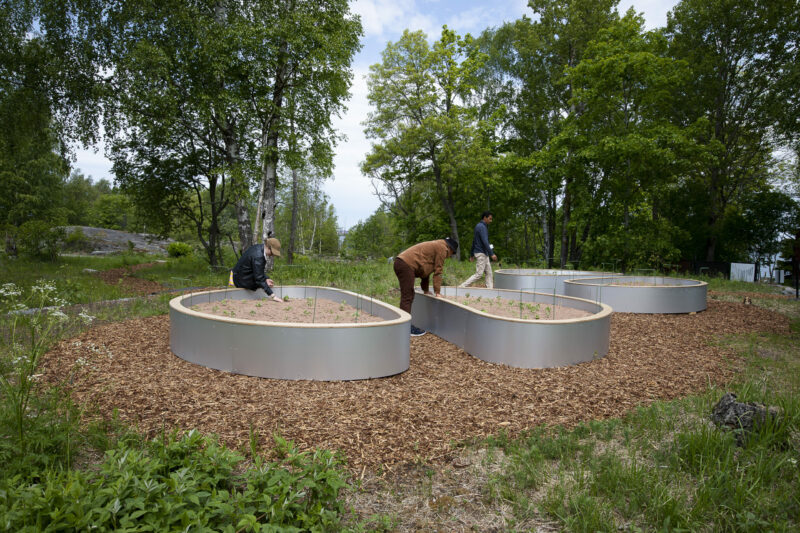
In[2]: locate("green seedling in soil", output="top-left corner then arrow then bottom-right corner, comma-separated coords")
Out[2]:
249,310 -> 256,316
283,295 -> 290,302
306,298 -> 314,307
255,303 -> 262,308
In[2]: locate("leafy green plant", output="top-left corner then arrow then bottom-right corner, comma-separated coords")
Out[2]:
0,281 -> 94,474
16,221 -> 65,261
0,431 -> 349,531
167,241 -> 193,258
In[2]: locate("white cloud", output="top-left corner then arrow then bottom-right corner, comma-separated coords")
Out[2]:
352,0 -> 419,38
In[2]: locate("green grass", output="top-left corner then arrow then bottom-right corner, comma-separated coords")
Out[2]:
484,289 -> 800,532
0,253 -> 160,305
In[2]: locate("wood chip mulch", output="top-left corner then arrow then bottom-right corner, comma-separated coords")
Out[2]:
40,300 -> 789,472
93,263 -> 166,295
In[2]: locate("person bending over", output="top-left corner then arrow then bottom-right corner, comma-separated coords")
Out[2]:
393,237 -> 458,336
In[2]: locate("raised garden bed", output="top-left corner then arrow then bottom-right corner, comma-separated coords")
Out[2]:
494,269 -> 617,294
563,276 -> 708,314
410,286 -> 611,368
170,286 -> 409,380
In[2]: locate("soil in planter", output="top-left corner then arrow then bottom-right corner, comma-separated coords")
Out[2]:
447,294 -> 592,320
603,281 -> 686,287
191,297 -> 385,324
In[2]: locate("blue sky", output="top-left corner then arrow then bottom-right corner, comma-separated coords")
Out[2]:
74,0 -> 680,230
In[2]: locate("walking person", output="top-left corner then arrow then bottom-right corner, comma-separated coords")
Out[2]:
460,211 -> 497,288
230,237 -> 284,302
393,237 -> 459,336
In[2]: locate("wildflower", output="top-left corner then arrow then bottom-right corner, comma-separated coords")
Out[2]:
78,311 -> 95,324
31,280 -> 57,295
0,283 -> 21,298
49,310 -> 69,322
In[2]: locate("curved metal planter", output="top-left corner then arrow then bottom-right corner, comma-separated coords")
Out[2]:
169,286 -> 411,381
410,286 -> 611,369
495,269 -> 616,295
563,276 -> 707,314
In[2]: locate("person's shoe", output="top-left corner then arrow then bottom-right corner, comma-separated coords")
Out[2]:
410,325 -> 427,337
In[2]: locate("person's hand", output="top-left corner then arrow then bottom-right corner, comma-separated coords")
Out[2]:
271,294 -> 282,303
469,256 -> 475,262
491,254 -> 498,261
267,279 -> 275,287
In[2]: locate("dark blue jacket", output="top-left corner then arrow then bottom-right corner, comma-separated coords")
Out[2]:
470,220 -> 492,257
232,244 -> 273,295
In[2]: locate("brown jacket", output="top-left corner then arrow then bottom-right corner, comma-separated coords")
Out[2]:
397,239 -> 452,294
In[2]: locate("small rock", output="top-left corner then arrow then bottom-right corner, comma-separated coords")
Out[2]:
711,392 -> 783,445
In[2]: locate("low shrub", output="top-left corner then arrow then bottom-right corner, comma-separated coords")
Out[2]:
63,227 -> 93,252
0,430 -> 349,531
16,221 -> 65,261
167,241 -> 193,258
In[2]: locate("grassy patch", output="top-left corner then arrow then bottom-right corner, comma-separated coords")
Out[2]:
0,253 -> 160,304
483,286 -> 800,531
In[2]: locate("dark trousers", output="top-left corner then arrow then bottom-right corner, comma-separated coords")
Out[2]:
393,257 -> 416,313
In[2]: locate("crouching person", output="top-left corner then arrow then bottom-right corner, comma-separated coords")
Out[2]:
231,237 -> 283,303
393,237 -> 458,336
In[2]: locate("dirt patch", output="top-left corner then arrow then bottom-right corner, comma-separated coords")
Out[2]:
190,297 -> 384,324
93,263 -> 166,295
446,294 -> 590,320
40,300 -> 789,474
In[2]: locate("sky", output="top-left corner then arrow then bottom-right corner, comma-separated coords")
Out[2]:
73,0 -> 680,230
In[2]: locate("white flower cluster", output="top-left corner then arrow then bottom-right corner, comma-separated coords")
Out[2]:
31,280 -> 57,296
78,310 -> 95,324
12,354 -> 31,367
0,283 -> 21,298
49,310 -> 69,322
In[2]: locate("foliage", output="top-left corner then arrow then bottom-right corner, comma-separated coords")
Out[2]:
0,430 -> 348,531
664,0 -> 796,262
167,242 -> 194,259
0,280 -> 92,474
363,26 -> 497,257
274,175 -> 340,258
15,220 -> 65,261
341,209 -> 402,259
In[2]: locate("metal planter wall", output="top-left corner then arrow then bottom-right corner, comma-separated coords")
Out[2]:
410,287 -> 611,369
495,269 -> 616,294
563,276 -> 708,314
170,286 -> 410,381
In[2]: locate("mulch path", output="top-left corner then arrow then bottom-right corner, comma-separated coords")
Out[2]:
93,263 -> 166,295
40,300 -> 789,472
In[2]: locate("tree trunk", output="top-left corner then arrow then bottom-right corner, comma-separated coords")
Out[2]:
214,1 -> 252,254
288,167 -> 299,264
253,40 -> 289,271
430,148 -> 461,258
560,178 -> 572,268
